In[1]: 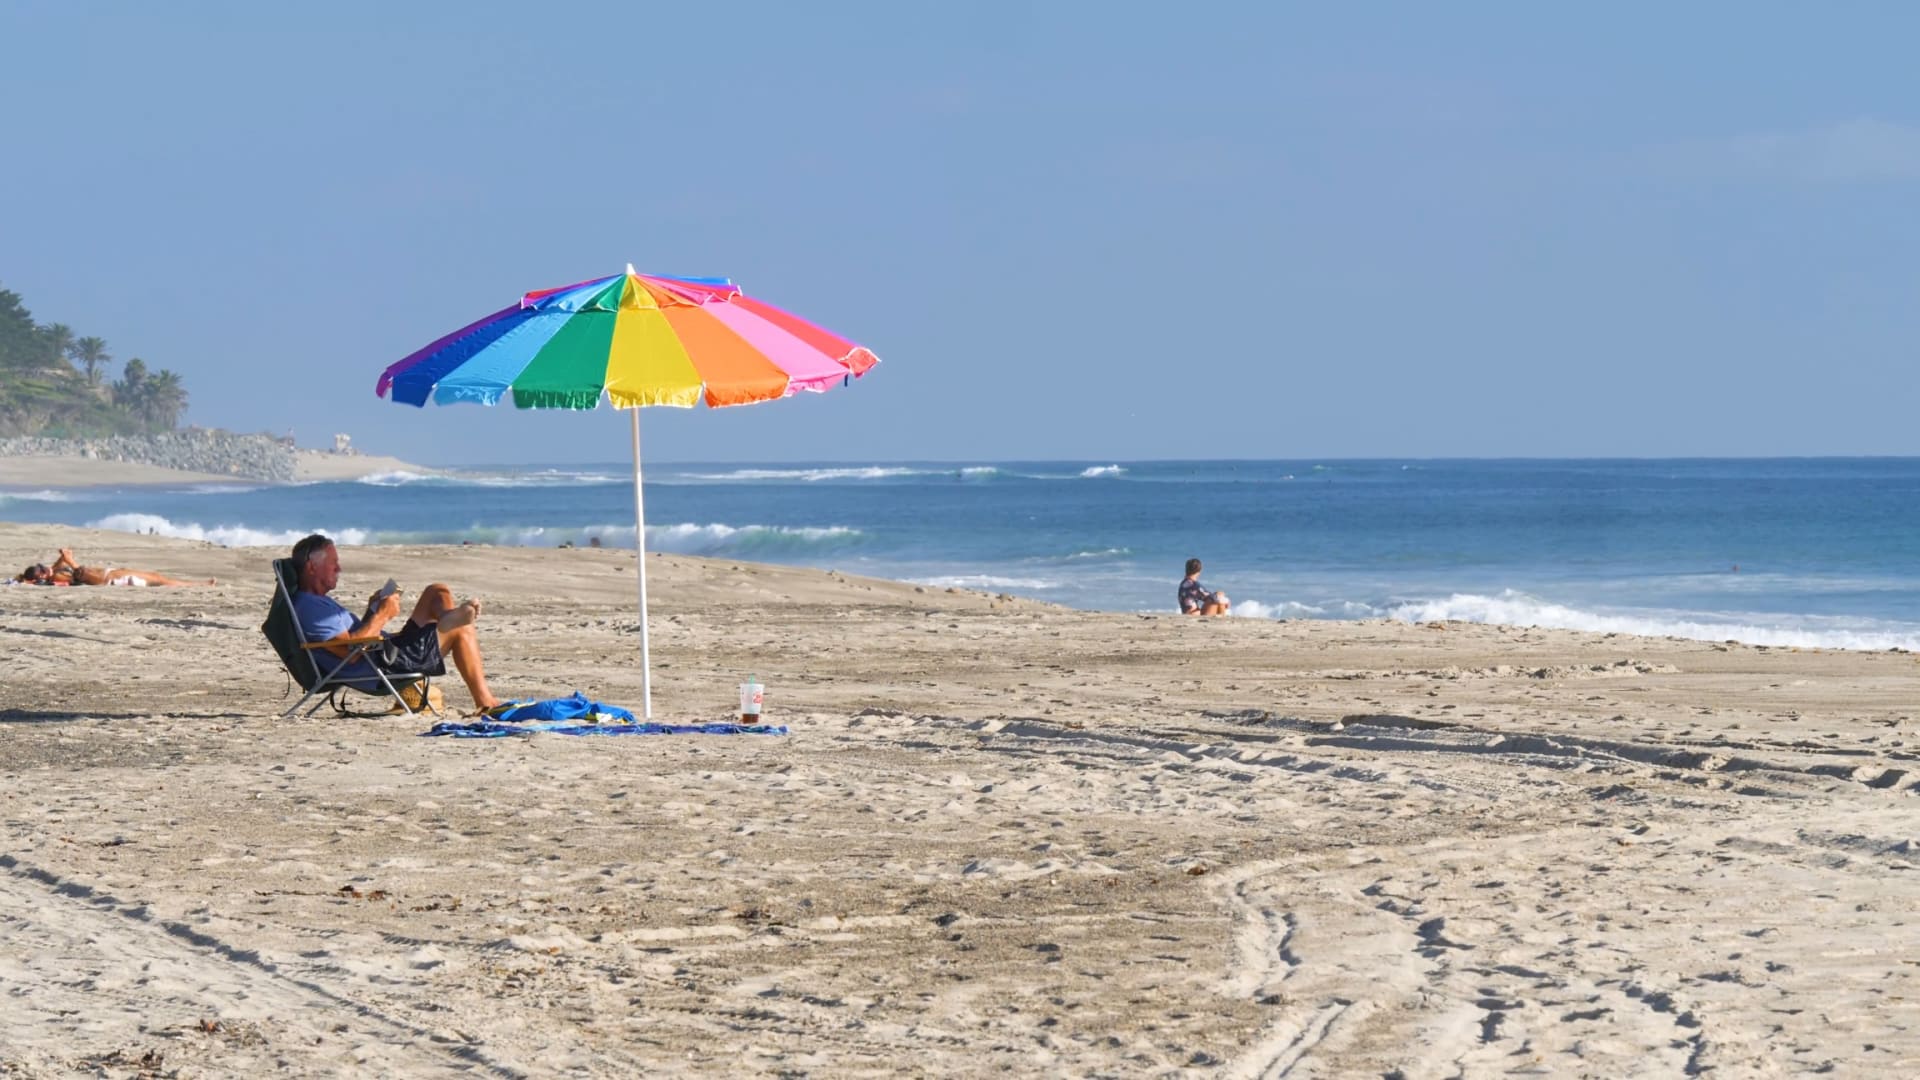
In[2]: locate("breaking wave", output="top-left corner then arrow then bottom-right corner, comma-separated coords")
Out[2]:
88,513 -> 374,549
675,466 -> 938,483
1063,547 -> 1131,560
0,489 -> 82,505
1383,589 -> 1920,652
354,470 -> 441,486
914,574 -> 1064,591
82,512 -> 862,557
1231,599 -> 1338,620
356,469 -> 621,487
644,523 -> 865,555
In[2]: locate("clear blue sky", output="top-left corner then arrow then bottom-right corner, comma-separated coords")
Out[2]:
4,3 -> 1917,464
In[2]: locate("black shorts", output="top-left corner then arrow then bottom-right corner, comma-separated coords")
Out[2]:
377,620 -> 446,677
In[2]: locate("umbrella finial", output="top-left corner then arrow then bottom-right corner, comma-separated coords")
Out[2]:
626,263 -> 638,277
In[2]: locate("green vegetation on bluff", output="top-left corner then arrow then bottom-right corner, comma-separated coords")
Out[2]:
0,283 -> 188,437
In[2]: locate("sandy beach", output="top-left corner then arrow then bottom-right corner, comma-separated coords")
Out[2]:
291,451 -> 445,484
3,523 -> 1918,1076
0,457 -> 251,489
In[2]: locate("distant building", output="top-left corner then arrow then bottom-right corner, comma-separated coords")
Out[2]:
333,433 -> 355,455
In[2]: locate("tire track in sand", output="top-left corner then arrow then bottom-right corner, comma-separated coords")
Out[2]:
0,853 -> 527,1077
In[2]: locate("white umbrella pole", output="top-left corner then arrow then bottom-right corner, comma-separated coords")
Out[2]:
630,406 -> 653,719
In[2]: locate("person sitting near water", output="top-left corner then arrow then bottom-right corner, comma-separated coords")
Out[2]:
1178,557 -> 1231,616
15,547 -> 214,587
288,532 -> 503,712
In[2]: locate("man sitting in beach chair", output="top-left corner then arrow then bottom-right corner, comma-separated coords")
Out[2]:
280,532 -> 503,715
264,555 -> 432,717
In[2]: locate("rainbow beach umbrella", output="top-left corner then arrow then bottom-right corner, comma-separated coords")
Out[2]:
377,265 -> 879,717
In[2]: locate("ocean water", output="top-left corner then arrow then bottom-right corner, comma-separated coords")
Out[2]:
8,458 -> 1920,651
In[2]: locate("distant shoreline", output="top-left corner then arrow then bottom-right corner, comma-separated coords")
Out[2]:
290,450 -> 447,484
0,449 -> 444,488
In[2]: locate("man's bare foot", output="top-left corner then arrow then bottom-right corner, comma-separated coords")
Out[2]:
438,598 -> 482,633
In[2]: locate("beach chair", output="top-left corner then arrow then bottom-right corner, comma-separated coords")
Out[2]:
261,558 -> 440,718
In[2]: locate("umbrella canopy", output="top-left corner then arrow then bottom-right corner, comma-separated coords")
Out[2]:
376,265 -> 878,717
378,265 -> 877,410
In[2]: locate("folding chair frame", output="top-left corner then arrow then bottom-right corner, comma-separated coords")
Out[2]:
271,559 -> 442,720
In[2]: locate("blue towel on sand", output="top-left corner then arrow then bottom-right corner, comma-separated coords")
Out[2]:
485,692 -> 637,724
421,692 -> 789,738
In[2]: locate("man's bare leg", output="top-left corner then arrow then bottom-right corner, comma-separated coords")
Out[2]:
410,583 -> 498,708
438,623 -> 499,709
409,583 -> 457,626
408,583 -> 478,626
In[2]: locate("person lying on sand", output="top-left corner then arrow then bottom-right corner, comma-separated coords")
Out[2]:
14,548 -> 215,587
1179,557 -> 1231,616
288,532 -> 503,712
14,563 -> 64,585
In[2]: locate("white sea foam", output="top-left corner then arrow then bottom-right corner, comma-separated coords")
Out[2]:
363,521 -> 864,554
355,470 -> 439,486
1384,589 -> 1920,652
678,466 -> 934,483
0,489 -> 80,504
376,524 -> 640,549
477,469 -> 622,486
80,511 -> 860,556
1063,547 -> 1132,560
645,522 -> 863,553
1079,465 -> 1126,478
958,466 -> 1002,479
88,513 -> 374,549
915,574 -> 1063,591
357,469 -> 621,488
176,483 -> 265,496
1231,599 -> 1329,619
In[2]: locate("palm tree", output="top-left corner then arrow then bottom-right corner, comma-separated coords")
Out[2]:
43,323 -> 76,374
143,369 -> 188,430
73,336 -> 111,387
114,356 -> 148,414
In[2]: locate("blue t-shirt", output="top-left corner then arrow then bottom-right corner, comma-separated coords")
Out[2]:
1179,577 -> 1215,613
293,590 -> 375,680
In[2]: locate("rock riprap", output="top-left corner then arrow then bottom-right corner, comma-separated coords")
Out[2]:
0,430 -> 296,482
